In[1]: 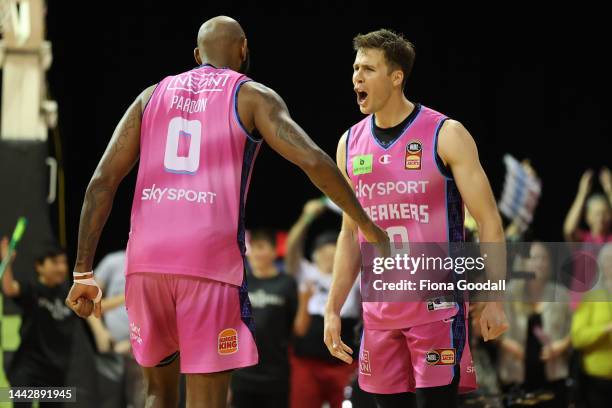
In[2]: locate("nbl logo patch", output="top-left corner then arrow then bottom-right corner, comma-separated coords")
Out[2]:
218,328 -> 238,355
425,348 -> 456,365
405,140 -> 422,170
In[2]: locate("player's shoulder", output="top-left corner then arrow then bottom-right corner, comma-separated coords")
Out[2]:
339,115 -> 370,149
138,84 -> 159,113
439,118 -> 466,134
237,81 -> 285,108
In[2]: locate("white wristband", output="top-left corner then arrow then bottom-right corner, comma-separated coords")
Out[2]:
73,271 -> 93,277
72,271 -> 102,303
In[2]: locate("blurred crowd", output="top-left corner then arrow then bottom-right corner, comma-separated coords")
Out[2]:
1,166 -> 611,408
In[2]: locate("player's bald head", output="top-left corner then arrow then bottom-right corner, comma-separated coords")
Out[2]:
194,16 -> 249,73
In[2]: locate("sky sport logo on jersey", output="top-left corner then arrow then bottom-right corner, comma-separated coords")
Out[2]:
167,71 -> 231,94
141,184 -> 217,204
405,140 -> 422,170
218,328 -> 238,355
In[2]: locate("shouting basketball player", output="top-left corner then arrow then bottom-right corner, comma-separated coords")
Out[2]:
324,29 -> 508,408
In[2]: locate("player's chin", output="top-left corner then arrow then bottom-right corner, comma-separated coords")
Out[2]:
358,104 -> 373,114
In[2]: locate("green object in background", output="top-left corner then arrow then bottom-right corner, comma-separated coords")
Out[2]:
1,316 -> 20,351
0,217 -> 27,280
1,292 -> 23,408
10,218 -> 27,249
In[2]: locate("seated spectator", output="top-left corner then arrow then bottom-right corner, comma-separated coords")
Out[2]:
571,243 -> 612,408
285,199 -> 360,408
231,230 -> 297,408
498,242 -> 571,406
1,236 -> 77,408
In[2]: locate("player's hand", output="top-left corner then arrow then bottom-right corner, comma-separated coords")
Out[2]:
324,311 -> 353,364
65,278 -> 102,318
480,301 -> 508,341
360,221 -> 390,258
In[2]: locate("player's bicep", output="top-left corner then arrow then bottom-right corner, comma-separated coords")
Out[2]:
93,90 -> 148,186
248,83 -> 322,167
439,121 -> 499,224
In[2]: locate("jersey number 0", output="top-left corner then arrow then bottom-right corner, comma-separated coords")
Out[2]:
164,117 -> 202,174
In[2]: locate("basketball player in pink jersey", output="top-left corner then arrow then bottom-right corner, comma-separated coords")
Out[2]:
324,29 -> 509,407
64,16 -> 388,408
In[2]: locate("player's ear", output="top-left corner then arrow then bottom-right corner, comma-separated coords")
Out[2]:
241,38 -> 248,61
392,70 -> 404,88
194,47 -> 202,65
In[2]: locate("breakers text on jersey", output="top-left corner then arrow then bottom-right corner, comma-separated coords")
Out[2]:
356,179 -> 430,223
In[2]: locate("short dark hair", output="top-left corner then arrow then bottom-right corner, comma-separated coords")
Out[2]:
353,29 -> 416,88
35,246 -> 66,265
249,229 -> 277,248
312,231 -> 339,252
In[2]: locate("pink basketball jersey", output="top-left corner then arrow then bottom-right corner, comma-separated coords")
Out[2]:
347,104 -> 465,329
126,65 -> 261,286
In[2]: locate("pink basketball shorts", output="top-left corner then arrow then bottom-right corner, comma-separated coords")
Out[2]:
358,309 -> 477,394
125,272 -> 258,373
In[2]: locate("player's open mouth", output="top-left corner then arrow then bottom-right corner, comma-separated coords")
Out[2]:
357,91 -> 368,105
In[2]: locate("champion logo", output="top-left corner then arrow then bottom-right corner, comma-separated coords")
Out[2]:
379,154 -> 392,164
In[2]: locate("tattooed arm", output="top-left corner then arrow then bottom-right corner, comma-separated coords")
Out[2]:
237,81 -> 387,245
67,85 -> 156,318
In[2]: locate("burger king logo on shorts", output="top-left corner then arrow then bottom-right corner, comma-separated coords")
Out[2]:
218,328 -> 238,355
426,348 -> 456,365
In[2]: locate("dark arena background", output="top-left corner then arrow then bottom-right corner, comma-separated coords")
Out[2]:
0,2 -> 610,408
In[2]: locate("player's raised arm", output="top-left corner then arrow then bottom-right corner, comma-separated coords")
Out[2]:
238,81 -> 387,246
67,85 -> 156,318
437,119 -> 508,341
324,132 -> 363,364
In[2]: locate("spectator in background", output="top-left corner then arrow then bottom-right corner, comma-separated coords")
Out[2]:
564,168 -> 612,243
564,168 -> 612,309
1,236 -> 77,407
571,243 -> 612,408
498,242 -> 572,406
231,229 -> 297,408
90,250 -> 144,408
285,199 -> 360,408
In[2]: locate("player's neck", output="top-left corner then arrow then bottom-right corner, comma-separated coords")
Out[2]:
374,94 -> 414,129
252,264 -> 279,279
200,58 -> 231,69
